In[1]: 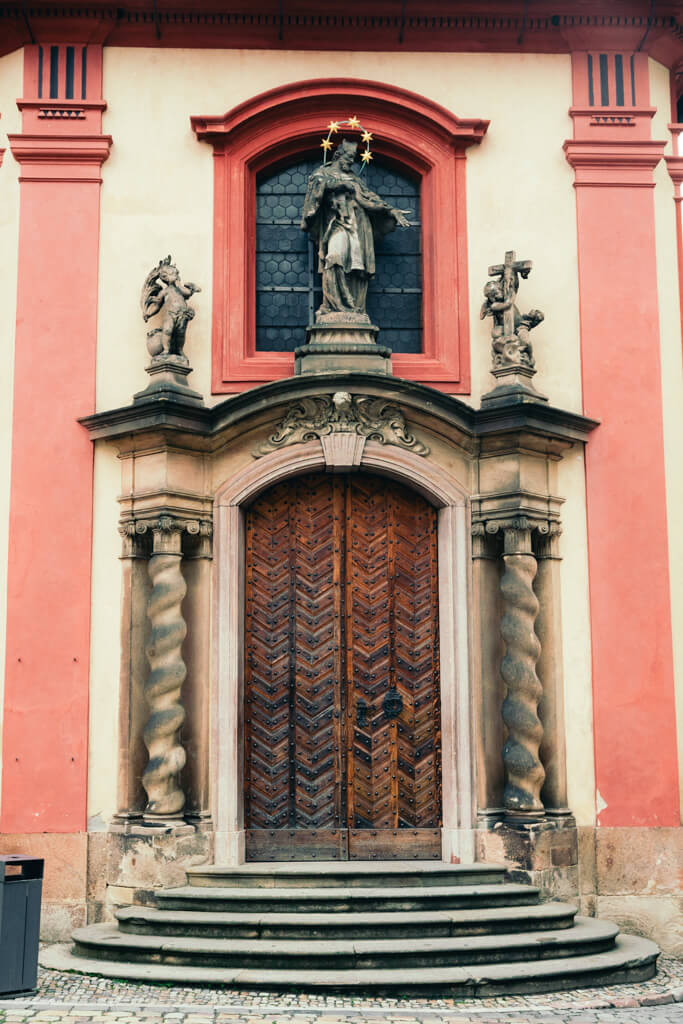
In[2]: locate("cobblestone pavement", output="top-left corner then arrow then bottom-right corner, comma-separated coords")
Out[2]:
0,959 -> 679,1024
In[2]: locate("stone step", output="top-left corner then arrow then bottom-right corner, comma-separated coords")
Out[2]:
41,933 -> 659,996
187,861 -> 508,889
117,901 -> 578,940
71,918 -> 618,970
155,882 -> 540,914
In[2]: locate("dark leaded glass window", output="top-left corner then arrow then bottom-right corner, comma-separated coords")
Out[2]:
255,156 -> 422,353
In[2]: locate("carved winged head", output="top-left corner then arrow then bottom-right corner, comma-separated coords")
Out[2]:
157,256 -> 179,284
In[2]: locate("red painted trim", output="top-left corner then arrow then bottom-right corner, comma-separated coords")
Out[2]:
1,4 -> 683,69
191,78 -> 488,393
1,45 -> 110,833
665,124 -> 683,346
566,53 -> 680,827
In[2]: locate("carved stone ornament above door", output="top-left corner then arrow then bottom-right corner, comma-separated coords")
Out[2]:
255,391 -> 429,457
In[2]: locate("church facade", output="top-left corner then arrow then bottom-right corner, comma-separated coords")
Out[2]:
0,1 -> 681,956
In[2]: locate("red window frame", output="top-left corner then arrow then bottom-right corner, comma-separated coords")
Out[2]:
191,79 -> 488,393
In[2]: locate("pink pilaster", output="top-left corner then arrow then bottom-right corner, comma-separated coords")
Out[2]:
1,45 -> 111,832
565,52 -> 679,826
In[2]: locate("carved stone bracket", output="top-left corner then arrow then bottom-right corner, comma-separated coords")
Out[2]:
256,392 -> 429,458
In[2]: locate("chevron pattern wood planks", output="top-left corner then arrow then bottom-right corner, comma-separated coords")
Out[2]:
244,472 -> 442,861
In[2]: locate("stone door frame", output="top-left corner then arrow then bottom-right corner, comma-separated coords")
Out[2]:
212,439 -> 473,865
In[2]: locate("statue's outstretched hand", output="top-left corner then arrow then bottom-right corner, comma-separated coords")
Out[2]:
392,208 -> 412,229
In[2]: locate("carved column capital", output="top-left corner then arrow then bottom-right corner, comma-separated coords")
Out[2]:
535,522 -> 563,560
119,514 -> 213,557
471,514 -> 561,557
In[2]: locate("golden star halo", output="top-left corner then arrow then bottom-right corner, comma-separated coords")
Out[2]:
320,115 -> 374,171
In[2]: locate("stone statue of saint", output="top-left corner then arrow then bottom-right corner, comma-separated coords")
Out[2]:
141,255 -> 201,361
301,139 -> 410,323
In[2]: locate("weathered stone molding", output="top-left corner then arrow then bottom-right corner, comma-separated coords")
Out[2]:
256,392 -> 429,457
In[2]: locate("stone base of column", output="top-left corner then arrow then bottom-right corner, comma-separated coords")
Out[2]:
295,323 -> 392,375
109,817 -> 195,837
475,815 -> 579,901
97,827 -> 214,918
184,810 -> 215,834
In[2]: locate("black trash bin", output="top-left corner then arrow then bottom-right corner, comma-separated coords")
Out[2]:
0,856 -> 43,997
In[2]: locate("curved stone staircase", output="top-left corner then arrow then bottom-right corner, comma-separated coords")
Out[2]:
42,862 -> 659,996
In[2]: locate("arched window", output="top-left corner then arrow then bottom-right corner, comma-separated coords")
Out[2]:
192,79 -> 488,392
255,155 -> 422,354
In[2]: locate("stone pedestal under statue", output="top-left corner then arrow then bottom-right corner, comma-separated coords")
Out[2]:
295,318 -> 392,376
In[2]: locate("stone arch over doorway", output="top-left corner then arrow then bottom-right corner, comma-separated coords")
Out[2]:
212,439 -> 472,865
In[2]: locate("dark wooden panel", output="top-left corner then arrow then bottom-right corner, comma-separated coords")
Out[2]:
348,829 -> 441,860
244,481 -> 293,831
346,476 -> 394,829
244,475 -> 343,860
246,829 -> 348,861
244,472 -> 442,862
347,477 -> 442,838
290,475 -> 343,829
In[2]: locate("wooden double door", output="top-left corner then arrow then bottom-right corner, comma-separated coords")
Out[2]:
244,472 -> 442,860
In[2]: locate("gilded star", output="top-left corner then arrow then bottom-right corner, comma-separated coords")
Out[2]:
321,137 -> 333,151
327,121 -> 340,133
361,130 -> 373,143
347,115 -> 361,129
361,148 -> 373,163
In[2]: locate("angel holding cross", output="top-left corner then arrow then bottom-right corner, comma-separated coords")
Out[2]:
480,250 -> 544,369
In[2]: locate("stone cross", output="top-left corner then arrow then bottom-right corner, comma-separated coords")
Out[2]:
488,251 -> 532,340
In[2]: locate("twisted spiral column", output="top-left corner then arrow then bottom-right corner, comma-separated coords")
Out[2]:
142,522 -> 187,820
500,526 -> 545,816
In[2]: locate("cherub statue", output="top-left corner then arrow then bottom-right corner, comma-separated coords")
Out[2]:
141,256 -> 201,361
480,252 -> 544,369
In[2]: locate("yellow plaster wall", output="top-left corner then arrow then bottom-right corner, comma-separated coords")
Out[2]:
650,58 -> 683,819
0,49 -> 23,815
97,48 -> 581,412
556,450 -> 595,824
90,48 -> 595,824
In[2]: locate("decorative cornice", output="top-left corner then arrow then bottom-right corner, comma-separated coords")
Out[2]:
79,372 -> 599,448
1,6 -> 681,67
8,132 -> 112,181
665,156 -> 683,191
17,99 -> 107,118
191,78 -> 488,151
256,392 -> 429,458
563,139 -> 666,187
